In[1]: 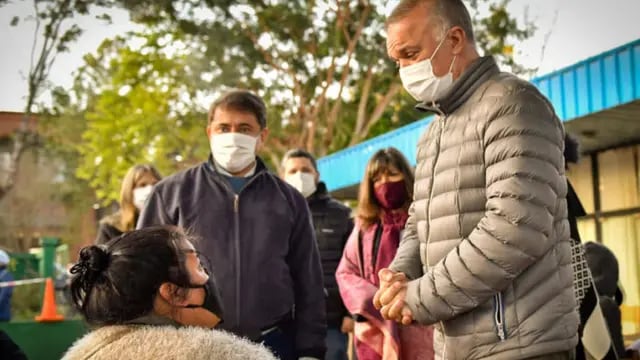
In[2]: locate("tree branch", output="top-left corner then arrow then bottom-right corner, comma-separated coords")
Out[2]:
310,0 -> 347,120
243,26 -> 307,126
2,0 -> 72,200
311,51 -> 337,121
354,64 -> 374,135
350,82 -> 402,146
323,3 -> 372,145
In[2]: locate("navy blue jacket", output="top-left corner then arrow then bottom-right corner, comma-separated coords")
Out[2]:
137,157 -> 326,358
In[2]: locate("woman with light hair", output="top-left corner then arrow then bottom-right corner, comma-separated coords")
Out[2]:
95,164 -> 161,244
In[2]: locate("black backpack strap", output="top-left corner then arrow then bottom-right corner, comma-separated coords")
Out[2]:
357,222 -> 383,274
357,229 -> 365,277
371,222 -> 383,269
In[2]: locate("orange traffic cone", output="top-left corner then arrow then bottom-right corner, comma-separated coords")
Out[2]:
35,278 -> 64,322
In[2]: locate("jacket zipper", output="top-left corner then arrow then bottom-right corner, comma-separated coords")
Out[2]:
233,194 -> 241,328
426,107 -> 448,359
231,173 -> 265,333
211,166 -> 265,333
494,292 -> 507,341
425,108 -> 446,269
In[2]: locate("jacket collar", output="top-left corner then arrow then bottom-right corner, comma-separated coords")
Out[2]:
206,155 -> 268,177
416,56 -> 500,115
308,181 -> 330,204
125,313 -> 181,327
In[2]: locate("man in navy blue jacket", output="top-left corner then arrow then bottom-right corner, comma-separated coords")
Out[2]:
138,90 -> 326,360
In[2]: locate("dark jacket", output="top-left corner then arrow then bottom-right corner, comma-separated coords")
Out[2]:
137,157 -> 326,358
566,181 -> 586,243
584,241 -> 626,358
567,177 -> 625,359
0,330 -> 27,360
95,212 -> 126,244
307,182 -> 353,328
0,268 -> 13,321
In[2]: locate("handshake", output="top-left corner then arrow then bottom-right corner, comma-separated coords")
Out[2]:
373,268 -> 414,325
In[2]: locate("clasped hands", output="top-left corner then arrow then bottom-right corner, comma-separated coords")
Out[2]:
373,268 -> 414,325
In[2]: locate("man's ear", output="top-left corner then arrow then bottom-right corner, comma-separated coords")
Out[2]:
205,124 -> 213,138
158,282 -> 188,306
256,127 -> 270,152
260,127 -> 269,143
449,26 -> 466,56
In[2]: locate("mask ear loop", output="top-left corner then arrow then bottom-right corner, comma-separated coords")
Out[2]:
430,31 -> 448,61
448,55 -> 457,74
428,31 -> 455,109
430,55 -> 456,108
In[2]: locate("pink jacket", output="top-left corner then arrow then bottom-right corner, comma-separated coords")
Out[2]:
336,218 -> 433,360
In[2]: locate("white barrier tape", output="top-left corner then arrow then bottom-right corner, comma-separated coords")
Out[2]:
0,277 -> 47,288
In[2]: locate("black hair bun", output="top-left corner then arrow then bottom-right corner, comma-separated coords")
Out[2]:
70,245 -> 110,291
79,246 -> 110,272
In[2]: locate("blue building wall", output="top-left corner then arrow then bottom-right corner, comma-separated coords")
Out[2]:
318,39 -> 640,192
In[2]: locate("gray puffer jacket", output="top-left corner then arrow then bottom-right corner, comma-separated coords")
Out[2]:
390,56 -> 579,359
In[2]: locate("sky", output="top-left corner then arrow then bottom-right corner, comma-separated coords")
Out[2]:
1,0 -> 639,112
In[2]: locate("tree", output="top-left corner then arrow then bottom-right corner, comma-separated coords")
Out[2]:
0,0 -> 111,200
112,0 -> 534,161
56,0 -> 535,202
53,28 -> 210,203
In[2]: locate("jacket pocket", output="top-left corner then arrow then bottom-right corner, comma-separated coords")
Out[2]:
493,292 -> 507,341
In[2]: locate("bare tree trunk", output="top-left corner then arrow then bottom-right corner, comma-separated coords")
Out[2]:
0,0 -> 54,201
322,3 -> 372,150
354,65 -> 374,135
350,82 -> 402,146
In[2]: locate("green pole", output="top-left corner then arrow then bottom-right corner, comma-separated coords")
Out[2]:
40,237 -> 60,279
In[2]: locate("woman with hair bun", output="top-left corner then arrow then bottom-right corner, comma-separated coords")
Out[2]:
63,226 -> 276,360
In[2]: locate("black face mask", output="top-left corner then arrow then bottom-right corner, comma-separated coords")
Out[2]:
184,273 -> 224,324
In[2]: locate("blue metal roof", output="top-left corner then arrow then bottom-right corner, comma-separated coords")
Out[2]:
318,38 -> 640,192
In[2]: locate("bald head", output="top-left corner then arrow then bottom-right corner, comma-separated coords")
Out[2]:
387,0 -> 475,44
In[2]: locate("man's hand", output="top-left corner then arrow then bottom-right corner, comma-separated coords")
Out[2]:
340,316 -> 354,333
373,268 -> 414,324
378,283 -> 414,324
373,268 -> 407,309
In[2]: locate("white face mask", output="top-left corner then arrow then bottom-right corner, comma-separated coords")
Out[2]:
133,185 -> 153,211
285,171 -> 317,198
399,35 -> 456,104
210,133 -> 258,173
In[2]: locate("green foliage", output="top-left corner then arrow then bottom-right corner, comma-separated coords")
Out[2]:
51,29 -> 209,203
10,284 -> 41,321
470,0 -> 536,75
50,0 -> 535,202
107,0 -> 535,155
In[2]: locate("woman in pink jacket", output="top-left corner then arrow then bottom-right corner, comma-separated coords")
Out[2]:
336,147 -> 433,360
